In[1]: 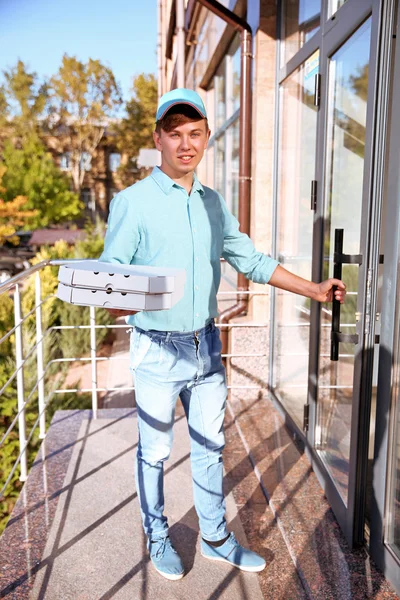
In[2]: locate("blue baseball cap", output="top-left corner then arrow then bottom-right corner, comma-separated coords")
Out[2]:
156,88 -> 207,121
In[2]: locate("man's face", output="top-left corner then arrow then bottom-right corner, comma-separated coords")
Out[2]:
153,118 -> 210,178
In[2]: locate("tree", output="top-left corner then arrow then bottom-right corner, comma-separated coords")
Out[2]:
48,55 -> 122,195
350,64 -> 369,103
0,85 -> 8,132
112,73 -> 158,186
0,165 -> 37,245
1,60 -> 48,140
1,135 -> 83,228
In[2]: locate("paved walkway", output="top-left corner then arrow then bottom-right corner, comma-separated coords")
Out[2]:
0,393 -> 398,599
27,409 -> 263,600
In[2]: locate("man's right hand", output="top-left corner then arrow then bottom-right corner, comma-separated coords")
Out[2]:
106,309 -> 139,317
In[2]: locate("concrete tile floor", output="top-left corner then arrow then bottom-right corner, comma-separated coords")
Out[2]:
0,375 -> 399,598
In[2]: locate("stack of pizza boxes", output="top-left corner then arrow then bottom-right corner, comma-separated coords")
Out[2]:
57,261 -> 186,311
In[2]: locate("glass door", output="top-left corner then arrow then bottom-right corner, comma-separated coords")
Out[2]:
315,18 -> 372,506
274,54 -> 319,428
275,0 -> 384,547
369,0 -> 400,591
306,0 -> 381,545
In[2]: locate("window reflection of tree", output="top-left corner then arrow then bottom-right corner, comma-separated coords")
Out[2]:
335,64 -> 369,159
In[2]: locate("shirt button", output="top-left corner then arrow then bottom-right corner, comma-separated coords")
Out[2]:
196,313 -> 199,317
195,257 -> 199,262
193,228 -> 196,233
195,285 -> 199,290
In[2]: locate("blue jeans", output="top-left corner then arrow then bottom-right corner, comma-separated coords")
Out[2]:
130,319 -> 228,542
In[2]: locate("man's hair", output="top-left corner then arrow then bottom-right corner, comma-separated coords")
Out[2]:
155,104 -> 209,134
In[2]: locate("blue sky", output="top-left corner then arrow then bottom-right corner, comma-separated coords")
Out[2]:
0,0 -> 157,103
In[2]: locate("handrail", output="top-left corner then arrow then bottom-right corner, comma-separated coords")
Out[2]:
0,258 -> 82,296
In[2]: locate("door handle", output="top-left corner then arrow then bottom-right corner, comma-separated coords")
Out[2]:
330,229 -> 361,361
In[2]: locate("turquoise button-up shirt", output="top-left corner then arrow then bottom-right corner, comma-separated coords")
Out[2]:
99,166 -> 279,332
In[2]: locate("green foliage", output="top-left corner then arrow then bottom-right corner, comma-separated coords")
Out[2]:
1,60 -> 49,139
0,222 -> 113,534
48,54 -> 122,193
112,73 -> 158,186
1,134 -> 83,228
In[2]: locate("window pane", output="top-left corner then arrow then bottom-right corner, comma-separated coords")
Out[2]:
60,152 -> 71,171
231,119 -> 239,219
109,152 -> 121,172
80,152 -> 91,171
329,0 -> 347,17
215,136 -> 225,196
206,144 -> 215,189
215,63 -> 226,130
226,36 -> 240,118
274,53 -> 319,427
282,0 -> 321,65
315,19 -> 372,504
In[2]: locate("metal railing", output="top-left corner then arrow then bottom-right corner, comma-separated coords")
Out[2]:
0,260 -> 271,498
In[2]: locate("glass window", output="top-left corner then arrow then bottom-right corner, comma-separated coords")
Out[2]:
282,0 -> 321,65
206,144 -> 215,189
226,36 -> 240,118
109,152 -> 121,173
231,119 -> 239,219
80,151 -> 92,172
315,19 -> 371,504
329,0 -> 347,17
81,187 -> 95,210
60,152 -> 71,171
215,62 -> 226,130
274,52 -> 319,427
215,136 -> 225,196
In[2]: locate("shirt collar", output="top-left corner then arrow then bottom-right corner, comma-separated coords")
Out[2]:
151,166 -> 205,196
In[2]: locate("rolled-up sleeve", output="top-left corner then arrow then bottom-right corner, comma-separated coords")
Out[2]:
219,194 -> 279,284
99,192 -> 140,264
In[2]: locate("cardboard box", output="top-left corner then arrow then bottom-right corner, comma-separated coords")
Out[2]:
57,261 -> 186,310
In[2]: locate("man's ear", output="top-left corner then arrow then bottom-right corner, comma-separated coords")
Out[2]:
153,130 -> 162,152
204,128 -> 211,149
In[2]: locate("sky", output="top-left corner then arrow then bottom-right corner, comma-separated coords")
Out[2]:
0,0 -> 158,103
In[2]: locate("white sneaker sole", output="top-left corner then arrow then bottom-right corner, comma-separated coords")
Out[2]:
201,551 -> 266,572
153,565 -> 185,580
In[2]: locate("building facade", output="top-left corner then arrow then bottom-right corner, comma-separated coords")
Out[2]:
159,0 -> 400,593
44,130 -> 124,219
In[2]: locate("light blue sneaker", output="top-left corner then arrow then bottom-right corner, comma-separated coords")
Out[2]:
148,536 -> 185,580
201,532 -> 266,572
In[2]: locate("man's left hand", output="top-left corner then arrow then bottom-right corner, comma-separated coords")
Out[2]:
315,278 -> 346,304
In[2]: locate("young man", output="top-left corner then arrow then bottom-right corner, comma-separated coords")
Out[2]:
99,88 -> 346,581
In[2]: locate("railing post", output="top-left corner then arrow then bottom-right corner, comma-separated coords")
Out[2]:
35,272 -> 46,439
13,284 -> 28,481
90,305 -> 98,418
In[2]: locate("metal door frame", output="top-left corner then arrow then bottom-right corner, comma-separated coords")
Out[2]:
272,0 -> 391,547
369,1 -> 400,591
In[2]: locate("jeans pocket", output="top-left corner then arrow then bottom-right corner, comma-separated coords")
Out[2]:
130,330 -> 153,371
212,327 -> 223,356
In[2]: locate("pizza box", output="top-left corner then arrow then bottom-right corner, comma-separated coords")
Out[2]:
56,261 -> 186,310
57,282 -> 184,310
58,260 -> 185,294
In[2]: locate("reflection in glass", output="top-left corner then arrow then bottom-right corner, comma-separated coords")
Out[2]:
330,0 -> 347,17
282,0 -> 321,65
315,19 -> 371,504
274,54 -> 319,427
